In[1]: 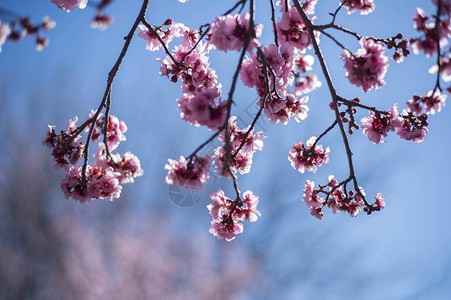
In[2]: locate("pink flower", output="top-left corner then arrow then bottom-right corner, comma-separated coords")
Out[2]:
361,104 -> 403,144
165,155 -> 210,191
429,56 -> 451,82
36,36 -> 49,51
341,38 -> 388,93
207,189 -> 228,221
293,73 -> 322,95
209,220 -> 243,242
396,110 -> 428,143
410,8 -> 451,57
43,117 -> 84,170
241,191 -> 261,222
289,136 -> 330,173
341,0 -> 375,15
302,180 -> 323,209
276,7 -> 315,52
406,95 -> 424,115
294,54 -> 315,73
263,96 -> 290,125
95,167 -> 122,200
178,88 -> 227,130
51,0 -> 87,12
302,180 -> 324,220
157,41 -> 219,97
60,164 -> 122,203
95,143 -> 144,184
422,90 -> 446,115
138,20 -> 186,51
60,165 -> 89,203
240,44 -> 295,97
42,16 -> 56,31
375,193 -> 385,209
0,22 -> 11,53
208,13 -> 262,52
105,115 -> 127,151
207,189 -> 261,241
286,94 -> 309,122
213,116 -> 265,178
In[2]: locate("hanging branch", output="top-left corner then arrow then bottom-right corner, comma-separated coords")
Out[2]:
292,0 -> 373,210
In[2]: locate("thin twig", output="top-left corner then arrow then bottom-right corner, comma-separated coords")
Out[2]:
80,0 -> 151,183
269,0 -> 279,47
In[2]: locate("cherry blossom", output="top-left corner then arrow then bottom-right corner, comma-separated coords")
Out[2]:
178,88 -> 227,130
410,6 -> 451,57
293,73 -> 321,95
421,90 -> 447,115
165,155 -> 210,191
429,56 -> 451,82
302,180 -> 324,219
396,111 -> 429,143
341,0 -> 375,15
207,189 -> 261,241
213,116 -> 265,178
276,7 -> 316,52
208,13 -> 262,52
138,20 -> 186,51
360,104 -> 403,144
91,12 -> 114,30
341,37 -> 388,93
95,143 -> 144,184
60,165 -> 122,203
43,117 -> 84,170
289,136 -> 330,173
51,0 -> 87,12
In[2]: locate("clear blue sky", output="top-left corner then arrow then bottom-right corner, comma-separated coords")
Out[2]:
1,1 -> 451,299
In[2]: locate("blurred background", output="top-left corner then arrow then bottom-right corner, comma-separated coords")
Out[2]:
1,0 -> 451,299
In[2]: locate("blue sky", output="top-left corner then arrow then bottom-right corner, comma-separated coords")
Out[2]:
1,0 -> 451,299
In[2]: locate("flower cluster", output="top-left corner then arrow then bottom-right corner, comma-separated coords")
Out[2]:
43,117 -> 84,170
341,37 -> 388,93
361,96 -> 438,144
302,176 -> 385,220
241,44 -> 310,124
95,143 -> 144,184
293,54 -> 322,95
340,0 -> 375,15
429,56 -> 451,82
288,136 -> 330,173
60,165 -> 121,203
0,16 -> 55,52
138,19 -> 183,51
386,34 -> 410,63
90,0 -> 114,30
207,13 -> 262,53
396,112 -> 429,143
207,189 -> 260,241
360,104 -> 403,144
43,112 -> 143,203
241,44 -> 294,96
411,7 -> 451,57
276,6 -> 316,52
406,90 -> 447,115
165,155 -> 210,191
85,112 -> 128,151
213,116 -> 265,178
140,20 -> 229,130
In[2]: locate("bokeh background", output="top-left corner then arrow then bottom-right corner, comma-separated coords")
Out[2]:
1,1 -> 451,299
